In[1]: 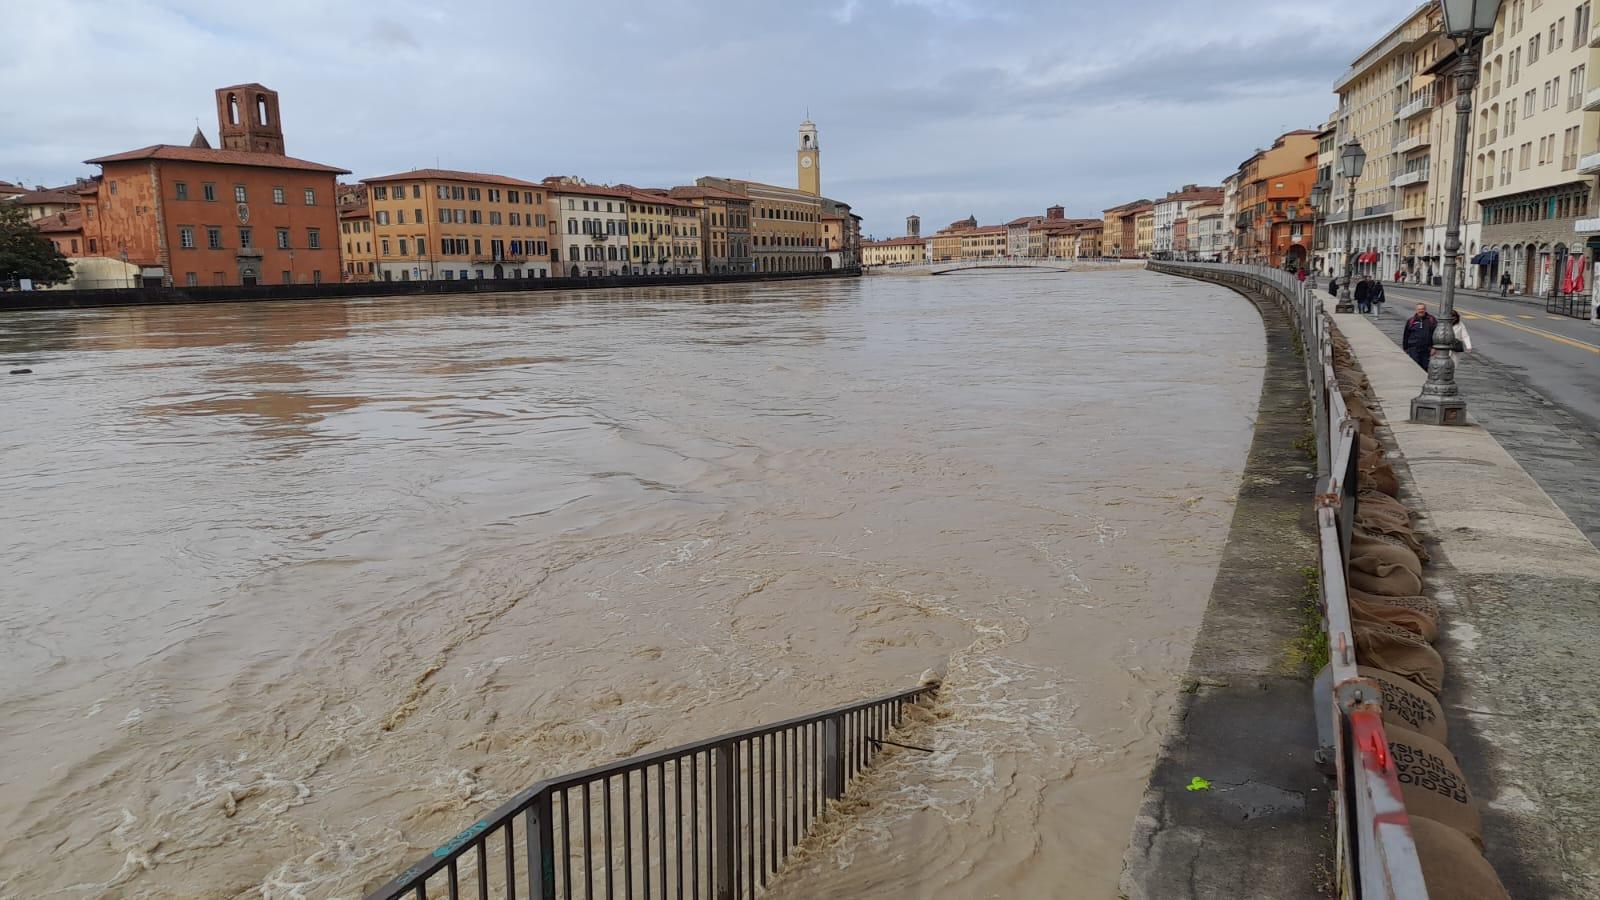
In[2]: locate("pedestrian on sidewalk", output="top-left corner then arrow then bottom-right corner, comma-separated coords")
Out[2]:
1355,276 -> 1373,313
1500,271 -> 1512,296
1441,310 -> 1473,362
1297,267 -> 1308,285
1403,304 -> 1438,371
1372,280 -> 1387,317
1329,275 -> 1341,298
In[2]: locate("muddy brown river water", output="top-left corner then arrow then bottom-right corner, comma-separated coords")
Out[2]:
0,270 -> 1264,899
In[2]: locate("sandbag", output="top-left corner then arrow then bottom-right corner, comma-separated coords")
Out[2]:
1355,503 -> 1429,561
1385,725 -> 1482,850
1410,815 -> 1510,899
1349,543 -> 1424,597
1358,665 -> 1447,743
1352,529 -> 1423,578
1358,433 -> 1381,454
1358,489 -> 1412,520
1350,591 -> 1438,642
1354,620 -> 1444,693
1359,460 -> 1400,496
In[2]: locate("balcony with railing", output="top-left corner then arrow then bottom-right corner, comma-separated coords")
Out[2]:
1574,216 -> 1600,233
1394,133 -> 1431,155
1591,22 -> 1600,47
1585,85 -> 1600,111
1580,151 -> 1600,175
1391,169 -> 1429,188
1395,92 -> 1434,120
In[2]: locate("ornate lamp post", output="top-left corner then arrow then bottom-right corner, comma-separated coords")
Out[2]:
1412,0 -> 1503,426
1336,139 -> 1366,313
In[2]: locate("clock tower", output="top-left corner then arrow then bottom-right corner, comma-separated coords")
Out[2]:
797,119 -> 820,196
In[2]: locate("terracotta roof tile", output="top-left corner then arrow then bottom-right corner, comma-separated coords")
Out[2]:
12,188 -> 80,205
363,167 -> 541,188
31,208 -> 83,233
87,144 -> 350,174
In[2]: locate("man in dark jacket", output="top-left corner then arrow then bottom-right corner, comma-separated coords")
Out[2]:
1354,276 -> 1373,313
1402,303 -> 1438,371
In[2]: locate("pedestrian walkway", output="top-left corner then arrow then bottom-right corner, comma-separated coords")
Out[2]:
1329,301 -> 1600,899
1361,304 -> 1600,544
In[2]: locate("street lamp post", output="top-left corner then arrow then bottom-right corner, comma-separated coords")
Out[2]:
1336,139 -> 1366,314
1412,0 -> 1504,426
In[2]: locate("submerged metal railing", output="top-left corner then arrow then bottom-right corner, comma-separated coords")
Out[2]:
1148,261 -> 1430,899
366,683 -> 937,900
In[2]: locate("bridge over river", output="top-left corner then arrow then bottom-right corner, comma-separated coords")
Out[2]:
865,257 -> 1146,276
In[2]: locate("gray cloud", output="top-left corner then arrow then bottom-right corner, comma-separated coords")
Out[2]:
0,0 -> 1404,234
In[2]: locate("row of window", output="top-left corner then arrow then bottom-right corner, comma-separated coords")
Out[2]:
627,221 -> 699,237
754,234 -> 817,247
628,244 -> 699,259
1481,188 -> 1590,225
177,225 -> 321,250
174,182 -> 316,205
754,206 -> 816,222
371,184 -> 544,205
374,236 -> 553,258
180,270 -> 322,286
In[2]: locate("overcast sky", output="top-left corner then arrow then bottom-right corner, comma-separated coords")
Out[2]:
3,0 -> 1407,238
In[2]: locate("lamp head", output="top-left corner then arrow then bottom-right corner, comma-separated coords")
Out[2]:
1440,0 -> 1504,39
1338,140 -> 1367,179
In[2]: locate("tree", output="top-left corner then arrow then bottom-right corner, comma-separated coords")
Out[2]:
0,204 -> 73,289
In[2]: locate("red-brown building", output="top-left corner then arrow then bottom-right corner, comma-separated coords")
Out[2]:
82,83 -> 348,287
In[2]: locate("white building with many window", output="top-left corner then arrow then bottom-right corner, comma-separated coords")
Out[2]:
545,177 -> 631,277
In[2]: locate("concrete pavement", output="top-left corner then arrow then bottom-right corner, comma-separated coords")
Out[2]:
1330,301 -> 1600,898
1358,294 -> 1600,547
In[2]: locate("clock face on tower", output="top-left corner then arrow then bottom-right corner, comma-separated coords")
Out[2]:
801,157 -> 813,168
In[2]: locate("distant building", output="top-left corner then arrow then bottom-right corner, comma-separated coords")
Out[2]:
819,197 -> 860,270
361,169 -> 551,281
11,186 -> 81,222
669,184 -> 754,274
1152,185 -> 1223,259
545,177 -> 632,277
83,83 -> 348,287
861,236 -> 925,266
619,187 -> 703,275
1102,200 -> 1152,258
906,214 -> 920,237
338,201 -> 374,281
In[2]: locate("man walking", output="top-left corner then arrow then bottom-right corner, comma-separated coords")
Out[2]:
1371,278 -> 1386,318
1500,271 -> 1512,297
1354,275 -> 1373,314
1402,303 -> 1438,371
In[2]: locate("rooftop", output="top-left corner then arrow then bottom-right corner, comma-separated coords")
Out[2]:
87,144 -> 350,174
363,168 -> 541,188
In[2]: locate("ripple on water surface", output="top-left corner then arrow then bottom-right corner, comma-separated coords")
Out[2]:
0,270 -> 1263,898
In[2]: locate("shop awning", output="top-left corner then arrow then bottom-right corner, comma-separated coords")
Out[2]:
1358,251 -> 1379,264
1470,250 -> 1500,265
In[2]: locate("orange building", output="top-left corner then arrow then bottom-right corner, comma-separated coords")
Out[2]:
360,169 -> 552,281
83,84 -> 347,287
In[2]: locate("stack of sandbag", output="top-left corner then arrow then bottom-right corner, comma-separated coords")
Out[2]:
1326,326 -> 1510,899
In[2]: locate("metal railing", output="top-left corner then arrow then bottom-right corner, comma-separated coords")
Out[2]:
1147,261 -> 1430,899
366,684 -> 938,900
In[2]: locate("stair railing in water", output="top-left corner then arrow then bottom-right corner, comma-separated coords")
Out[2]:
365,683 -> 938,900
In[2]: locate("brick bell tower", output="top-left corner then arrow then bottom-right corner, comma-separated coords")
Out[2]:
216,83 -> 285,155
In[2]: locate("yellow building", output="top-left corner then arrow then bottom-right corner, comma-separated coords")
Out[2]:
622,188 -> 701,274
698,176 -> 823,272
961,225 -> 1007,258
361,168 -> 552,281
1135,209 -> 1155,257
861,236 -> 924,266
338,201 -> 375,281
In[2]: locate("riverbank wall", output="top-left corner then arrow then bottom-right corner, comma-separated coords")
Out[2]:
0,267 -> 860,313
1127,262 -> 1525,899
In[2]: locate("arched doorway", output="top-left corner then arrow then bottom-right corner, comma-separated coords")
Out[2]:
1523,244 -> 1537,295
242,268 -> 257,286
570,265 -> 580,277
1285,244 -> 1307,270
823,257 -> 833,270
493,263 -> 504,279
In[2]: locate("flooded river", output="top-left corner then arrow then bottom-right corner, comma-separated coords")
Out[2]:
0,270 -> 1263,899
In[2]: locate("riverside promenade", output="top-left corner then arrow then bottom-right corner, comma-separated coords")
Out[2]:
1330,301 -> 1600,898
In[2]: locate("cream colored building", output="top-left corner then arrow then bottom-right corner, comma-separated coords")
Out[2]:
1329,3 -> 1436,279
545,177 -> 632,277
1474,0 -> 1597,296
861,236 -> 925,266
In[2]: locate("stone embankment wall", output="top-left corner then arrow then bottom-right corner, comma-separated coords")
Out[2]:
1331,328 -> 1511,898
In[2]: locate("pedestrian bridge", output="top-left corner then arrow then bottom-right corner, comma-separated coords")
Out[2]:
865,258 -> 1146,276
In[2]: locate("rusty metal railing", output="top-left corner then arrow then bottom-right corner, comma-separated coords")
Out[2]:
365,683 -> 937,900
1149,261 -> 1431,899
